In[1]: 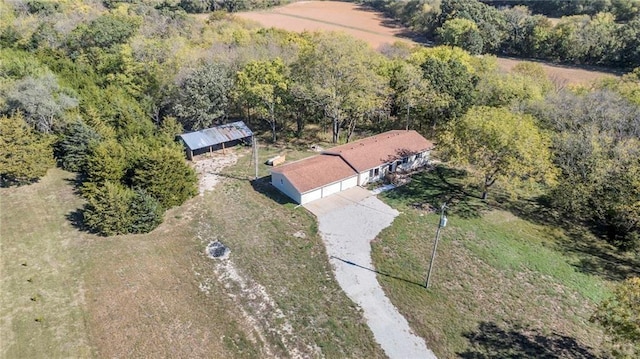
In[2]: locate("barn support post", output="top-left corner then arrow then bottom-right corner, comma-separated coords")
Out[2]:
222,141 -> 226,155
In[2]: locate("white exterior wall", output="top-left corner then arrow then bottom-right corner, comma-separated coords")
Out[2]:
274,151 -> 431,205
271,172 -> 301,204
299,175 -> 358,204
358,171 -> 370,186
359,150 -> 431,186
300,189 -> 322,204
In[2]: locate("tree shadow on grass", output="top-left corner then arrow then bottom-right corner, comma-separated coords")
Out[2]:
502,196 -> 640,281
384,165 -> 487,218
66,208 -> 88,233
557,227 -> 640,281
458,322 -> 599,359
250,176 -> 296,206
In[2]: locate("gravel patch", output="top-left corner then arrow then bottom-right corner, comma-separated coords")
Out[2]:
315,195 -> 437,359
192,153 -> 238,195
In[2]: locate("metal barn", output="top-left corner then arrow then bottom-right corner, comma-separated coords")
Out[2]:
178,121 -> 253,160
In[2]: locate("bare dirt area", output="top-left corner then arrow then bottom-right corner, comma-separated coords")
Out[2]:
236,1 -> 412,50
237,1 -> 618,85
495,57 -> 616,87
192,151 -> 238,195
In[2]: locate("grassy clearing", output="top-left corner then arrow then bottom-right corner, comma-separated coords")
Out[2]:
372,165 -> 614,358
1,143 -> 384,358
0,169 -> 94,358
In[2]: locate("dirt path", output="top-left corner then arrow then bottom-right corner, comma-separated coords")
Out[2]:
307,189 -> 437,359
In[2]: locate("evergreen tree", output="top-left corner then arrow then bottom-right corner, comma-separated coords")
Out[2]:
55,120 -> 101,173
85,139 -> 127,183
0,113 -> 54,186
132,146 -> 197,208
128,188 -> 164,234
82,180 -> 134,236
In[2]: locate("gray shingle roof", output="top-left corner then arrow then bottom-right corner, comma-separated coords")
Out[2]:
179,121 -> 253,151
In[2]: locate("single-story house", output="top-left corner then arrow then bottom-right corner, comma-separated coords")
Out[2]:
271,130 -> 434,204
178,121 -> 253,160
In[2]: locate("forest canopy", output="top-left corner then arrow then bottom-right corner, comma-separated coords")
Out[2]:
0,0 -> 639,249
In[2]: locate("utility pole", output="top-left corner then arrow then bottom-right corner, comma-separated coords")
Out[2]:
253,136 -> 259,180
425,203 -> 447,289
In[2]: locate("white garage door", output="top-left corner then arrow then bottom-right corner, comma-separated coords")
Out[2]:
301,189 -> 322,204
340,176 -> 358,190
321,182 -> 342,197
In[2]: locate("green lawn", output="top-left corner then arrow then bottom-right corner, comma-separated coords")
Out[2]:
372,165 -> 617,358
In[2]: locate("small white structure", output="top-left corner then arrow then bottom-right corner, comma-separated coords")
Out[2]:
271,130 -> 434,204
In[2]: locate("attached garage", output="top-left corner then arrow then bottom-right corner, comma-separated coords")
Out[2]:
271,155 -> 359,205
271,130 -> 434,205
298,174 -> 358,204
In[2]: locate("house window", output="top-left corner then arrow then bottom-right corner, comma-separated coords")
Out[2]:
280,179 -> 283,184
402,157 -> 409,164
374,168 -> 379,176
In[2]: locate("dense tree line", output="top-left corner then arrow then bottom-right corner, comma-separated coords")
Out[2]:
483,0 -> 640,21
1,0 -> 639,251
104,0 -> 294,13
362,0 -> 640,68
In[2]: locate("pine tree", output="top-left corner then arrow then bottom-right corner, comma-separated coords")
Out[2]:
128,188 -> 163,234
55,120 -> 101,173
132,146 -> 197,208
0,113 -> 54,186
82,181 -> 134,236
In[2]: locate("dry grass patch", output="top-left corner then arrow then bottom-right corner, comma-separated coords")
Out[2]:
1,143 -> 384,358
1,169 -> 94,358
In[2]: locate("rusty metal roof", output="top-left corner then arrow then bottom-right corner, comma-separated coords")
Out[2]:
179,121 -> 253,151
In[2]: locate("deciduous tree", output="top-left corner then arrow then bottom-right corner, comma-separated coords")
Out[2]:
437,18 -> 484,55
172,64 -> 232,131
439,106 -> 555,200
236,58 -> 289,142
291,32 -> 388,143
4,73 -> 78,133
592,277 -> 640,358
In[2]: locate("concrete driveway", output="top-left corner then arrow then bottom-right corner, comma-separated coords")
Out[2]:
305,188 -> 436,359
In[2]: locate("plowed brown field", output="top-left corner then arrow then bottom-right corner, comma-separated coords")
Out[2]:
237,1 -> 618,85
